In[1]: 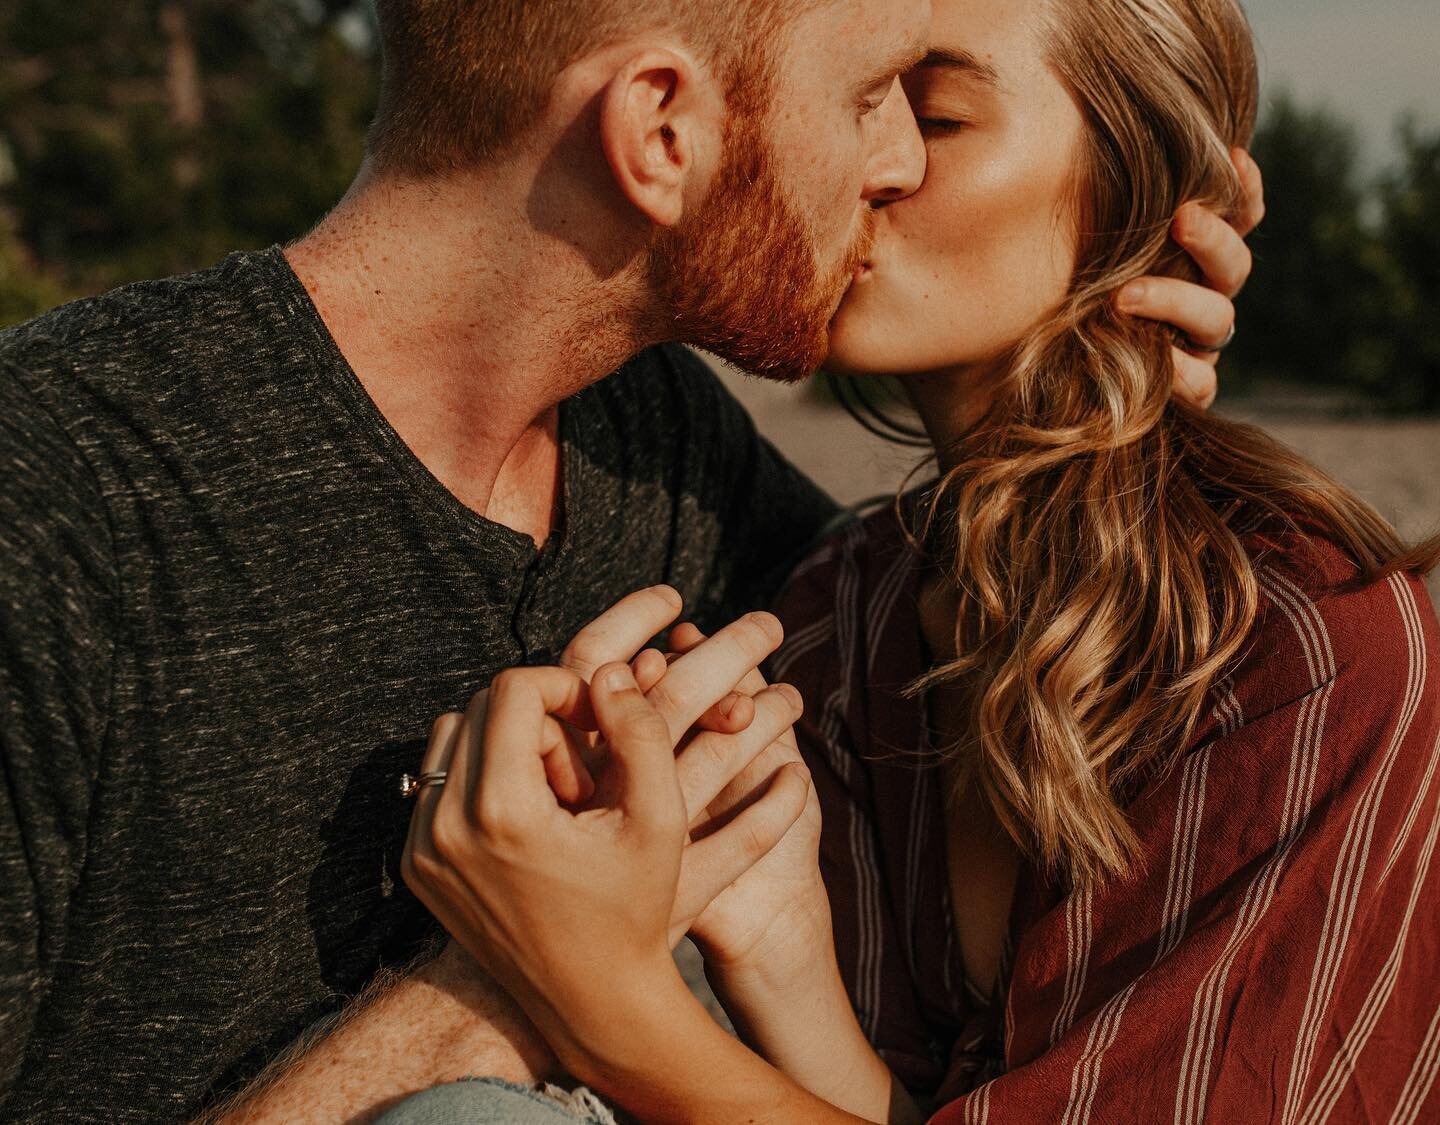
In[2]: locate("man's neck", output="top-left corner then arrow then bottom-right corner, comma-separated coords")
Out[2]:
284,162 -> 652,543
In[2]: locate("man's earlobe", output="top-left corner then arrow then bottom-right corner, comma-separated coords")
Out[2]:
599,49 -> 707,229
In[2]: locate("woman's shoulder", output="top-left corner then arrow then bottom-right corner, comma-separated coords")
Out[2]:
1199,521 -> 1439,745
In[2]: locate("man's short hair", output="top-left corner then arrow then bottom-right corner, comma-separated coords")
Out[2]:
366,0 -> 799,177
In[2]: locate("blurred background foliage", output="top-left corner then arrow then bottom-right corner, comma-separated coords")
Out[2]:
1,0 -> 1438,412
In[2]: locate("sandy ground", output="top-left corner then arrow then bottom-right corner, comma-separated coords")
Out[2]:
710,361 -> 1440,604
676,360 -> 1439,1021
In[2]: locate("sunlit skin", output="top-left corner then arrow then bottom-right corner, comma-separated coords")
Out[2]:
827,0 -> 1084,422
825,0 -> 1259,422
827,0 -> 1090,995
767,0 -> 932,302
649,0 -> 932,381
246,0 -> 1264,1121
824,0 -> 1247,996
835,0 -> 1082,383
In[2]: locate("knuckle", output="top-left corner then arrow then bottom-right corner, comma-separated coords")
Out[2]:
428,813 -> 470,864
561,639 -> 599,672
645,677 -> 683,716
487,669 -> 534,713
742,821 -> 773,861
402,840 -> 441,889
399,845 -> 420,888
694,732 -> 732,776
627,705 -> 672,746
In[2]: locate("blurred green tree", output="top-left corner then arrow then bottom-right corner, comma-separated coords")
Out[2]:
0,0 -> 376,314
1,18 -> 1437,415
1378,119 -> 1440,411
1227,91 -> 1394,403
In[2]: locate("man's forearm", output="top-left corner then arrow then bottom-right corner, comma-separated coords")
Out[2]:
211,945 -> 556,1124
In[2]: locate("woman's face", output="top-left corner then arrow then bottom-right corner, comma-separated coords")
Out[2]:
826,0 -> 1086,378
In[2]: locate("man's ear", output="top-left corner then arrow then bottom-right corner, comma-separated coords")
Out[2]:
598,48 -> 721,229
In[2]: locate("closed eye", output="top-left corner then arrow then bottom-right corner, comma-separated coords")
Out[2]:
917,117 -> 969,135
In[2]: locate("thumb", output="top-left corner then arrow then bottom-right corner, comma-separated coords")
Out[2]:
591,662 -> 684,828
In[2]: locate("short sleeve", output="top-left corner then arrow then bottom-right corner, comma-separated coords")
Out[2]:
0,360 -> 116,1098
931,566 -> 1440,1123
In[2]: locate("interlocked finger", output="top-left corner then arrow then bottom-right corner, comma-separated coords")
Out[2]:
676,683 -> 803,826
560,585 -> 683,680
645,611 -> 784,741
676,622 -> 765,739
670,620 -> 770,704
670,761 -> 812,939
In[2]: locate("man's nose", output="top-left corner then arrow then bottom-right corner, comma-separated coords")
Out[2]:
862,77 -> 926,204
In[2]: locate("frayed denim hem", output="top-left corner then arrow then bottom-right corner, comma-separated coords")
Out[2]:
375,1076 -> 618,1124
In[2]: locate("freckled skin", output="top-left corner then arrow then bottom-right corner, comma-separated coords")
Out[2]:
826,0 -> 1084,378
760,0 -> 931,301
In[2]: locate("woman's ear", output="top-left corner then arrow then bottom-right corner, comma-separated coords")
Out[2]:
598,48 -> 721,229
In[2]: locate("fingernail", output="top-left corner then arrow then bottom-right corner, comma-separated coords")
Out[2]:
775,683 -> 803,713
1115,282 -> 1143,313
719,693 -> 738,718
749,612 -> 783,643
600,664 -> 634,692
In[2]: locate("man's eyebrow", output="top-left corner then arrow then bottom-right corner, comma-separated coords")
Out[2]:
916,47 -> 1001,86
857,40 -> 930,92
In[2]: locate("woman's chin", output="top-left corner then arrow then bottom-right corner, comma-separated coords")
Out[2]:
824,317 -> 910,378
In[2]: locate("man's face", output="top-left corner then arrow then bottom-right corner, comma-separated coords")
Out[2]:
651,0 -> 930,383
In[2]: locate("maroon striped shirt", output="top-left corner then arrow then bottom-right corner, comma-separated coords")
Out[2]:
771,503 -> 1440,1124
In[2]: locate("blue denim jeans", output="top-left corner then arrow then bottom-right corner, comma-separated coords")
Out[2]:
376,1077 -> 618,1124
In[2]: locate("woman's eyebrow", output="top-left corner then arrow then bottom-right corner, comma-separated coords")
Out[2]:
917,47 -> 1001,86
857,40 -> 931,93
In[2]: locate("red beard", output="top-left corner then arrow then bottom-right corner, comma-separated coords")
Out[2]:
649,108 -> 876,384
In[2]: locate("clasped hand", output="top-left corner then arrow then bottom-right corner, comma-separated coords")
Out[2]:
400,586 -> 822,1063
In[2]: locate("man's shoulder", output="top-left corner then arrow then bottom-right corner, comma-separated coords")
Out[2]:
0,248 -> 284,395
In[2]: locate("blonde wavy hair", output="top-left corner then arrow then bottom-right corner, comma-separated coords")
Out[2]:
850,0 -> 1439,887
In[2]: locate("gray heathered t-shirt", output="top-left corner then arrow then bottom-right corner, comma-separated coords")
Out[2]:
0,248 -> 838,1122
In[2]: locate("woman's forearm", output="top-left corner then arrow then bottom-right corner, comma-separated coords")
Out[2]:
551,959 -> 886,1125
706,949 -> 924,1125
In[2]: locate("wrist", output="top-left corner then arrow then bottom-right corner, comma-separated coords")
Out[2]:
694,879 -> 835,986
697,926 -> 898,1121
538,953 -> 710,1084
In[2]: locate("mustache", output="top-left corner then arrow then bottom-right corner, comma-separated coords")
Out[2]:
841,207 -> 879,276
